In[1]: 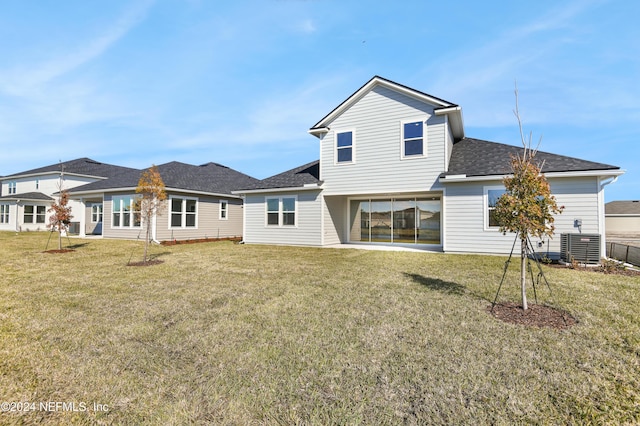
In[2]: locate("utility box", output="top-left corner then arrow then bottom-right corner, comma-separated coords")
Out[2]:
560,233 -> 601,264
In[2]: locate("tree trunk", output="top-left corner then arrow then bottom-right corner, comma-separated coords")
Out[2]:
143,223 -> 150,263
521,238 -> 528,310
58,224 -> 62,250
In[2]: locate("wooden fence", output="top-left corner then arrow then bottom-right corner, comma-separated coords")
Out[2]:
606,242 -> 640,267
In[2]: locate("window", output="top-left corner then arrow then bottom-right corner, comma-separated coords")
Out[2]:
112,196 -> 141,228
402,120 -> 425,157
266,196 -> 296,227
23,205 -> 46,224
336,131 -> 354,163
219,200 -> 228,220
349,197 -> 441,245
8,181 -> 17,194
486,187 -> 507,229
36,206 -> 46,224
35,179 -> 39,190
0,204 -> 9,224
170,197 -> 197,228
91,204 -> 103,223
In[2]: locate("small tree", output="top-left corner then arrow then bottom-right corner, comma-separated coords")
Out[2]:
493,86 -> 563,310
48,166 -> 73,250
134,165 -> 167,263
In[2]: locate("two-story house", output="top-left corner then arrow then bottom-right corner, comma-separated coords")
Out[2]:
0,158 -> 138,233
234,76 -> 623,258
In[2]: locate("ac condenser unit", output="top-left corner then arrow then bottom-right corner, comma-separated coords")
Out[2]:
560,233 -> 601,264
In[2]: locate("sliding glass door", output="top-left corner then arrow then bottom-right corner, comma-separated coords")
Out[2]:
349,197 -> 441,245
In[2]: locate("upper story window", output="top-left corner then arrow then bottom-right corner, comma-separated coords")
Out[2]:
8,181 -> 17,194
336,130 -> 354,163
402,120 -> 425,158
112,195 -> 141,228
219,200 -> 228,220
170,196 -> 197,228
35,179 -> 39,190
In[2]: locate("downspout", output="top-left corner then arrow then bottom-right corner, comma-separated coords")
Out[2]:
151,202 -> 160,244
598,175 -> 619,258
14,200 -> 20,232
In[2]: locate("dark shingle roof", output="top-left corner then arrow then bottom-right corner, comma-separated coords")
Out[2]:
0,192 -> 54,201
235,160 -> 321,191
444,138 -> 619,177
68,161 -> 259,195
605,200 -> 640,215
4,157 -> 139,179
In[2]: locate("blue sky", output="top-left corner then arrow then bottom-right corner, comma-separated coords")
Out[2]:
0,0 -> 638,201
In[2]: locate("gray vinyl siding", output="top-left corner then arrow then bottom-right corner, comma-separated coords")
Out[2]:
103,192 -> 243,241
323,195 -> 348,244
320,85 -> 448,195
155,196 -> 243,241
243,190 -> 323,246
444,176 -> 602,257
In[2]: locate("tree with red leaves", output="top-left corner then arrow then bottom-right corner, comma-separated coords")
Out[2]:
48,173 -> 73,250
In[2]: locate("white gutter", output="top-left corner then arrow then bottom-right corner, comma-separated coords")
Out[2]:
232,183 -> 322,195
440,169 -> 625,183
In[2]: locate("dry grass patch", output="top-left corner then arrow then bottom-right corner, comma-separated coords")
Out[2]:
0,232 -> 638,424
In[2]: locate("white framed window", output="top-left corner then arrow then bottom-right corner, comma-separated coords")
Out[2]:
35,179 -> 39,190
484,186 -> 507,230
112,195 -> 141,228
265,196 -> 297,227
401,119 -> 426,158
23,205 -> 46,224
219,200 -> 228,220
335,130 -> 355,164
91,204 -> 103,223
8,181 -> 17,194
0,204 -> 9,224
170,196 -> 198,228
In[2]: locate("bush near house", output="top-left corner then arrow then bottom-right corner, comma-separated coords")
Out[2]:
0,232 -> 638,424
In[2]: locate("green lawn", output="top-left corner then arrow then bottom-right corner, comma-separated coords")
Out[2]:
0,232 -> 638,425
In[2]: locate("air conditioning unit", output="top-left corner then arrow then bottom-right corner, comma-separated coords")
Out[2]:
560,233 -> 601,264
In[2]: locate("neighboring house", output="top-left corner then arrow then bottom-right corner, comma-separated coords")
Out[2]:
605,201 -> 640,236
0,158 -> 138,233
234,76 -> 624,259
66,161 -> 259,241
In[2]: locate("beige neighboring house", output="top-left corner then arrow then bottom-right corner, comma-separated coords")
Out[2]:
605,201 -> 640,237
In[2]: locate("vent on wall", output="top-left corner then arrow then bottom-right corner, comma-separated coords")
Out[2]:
560,233 -> 601,264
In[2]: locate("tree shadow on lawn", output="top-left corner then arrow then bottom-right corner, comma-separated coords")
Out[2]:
127,250 -> 172,266
403,273 -> 491,302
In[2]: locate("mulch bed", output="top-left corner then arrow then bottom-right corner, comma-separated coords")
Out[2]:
127,259 -> 165,267
488,302 -> 577,330
545,263 -> 640,276
160,236 -> 241,246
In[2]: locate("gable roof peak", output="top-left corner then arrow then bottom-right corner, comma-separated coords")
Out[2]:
309,76 -> 464,140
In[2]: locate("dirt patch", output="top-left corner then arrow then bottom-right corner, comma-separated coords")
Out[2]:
127,259 -> 165,267
488,302 -> 577,330
43,249 -> 75,254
